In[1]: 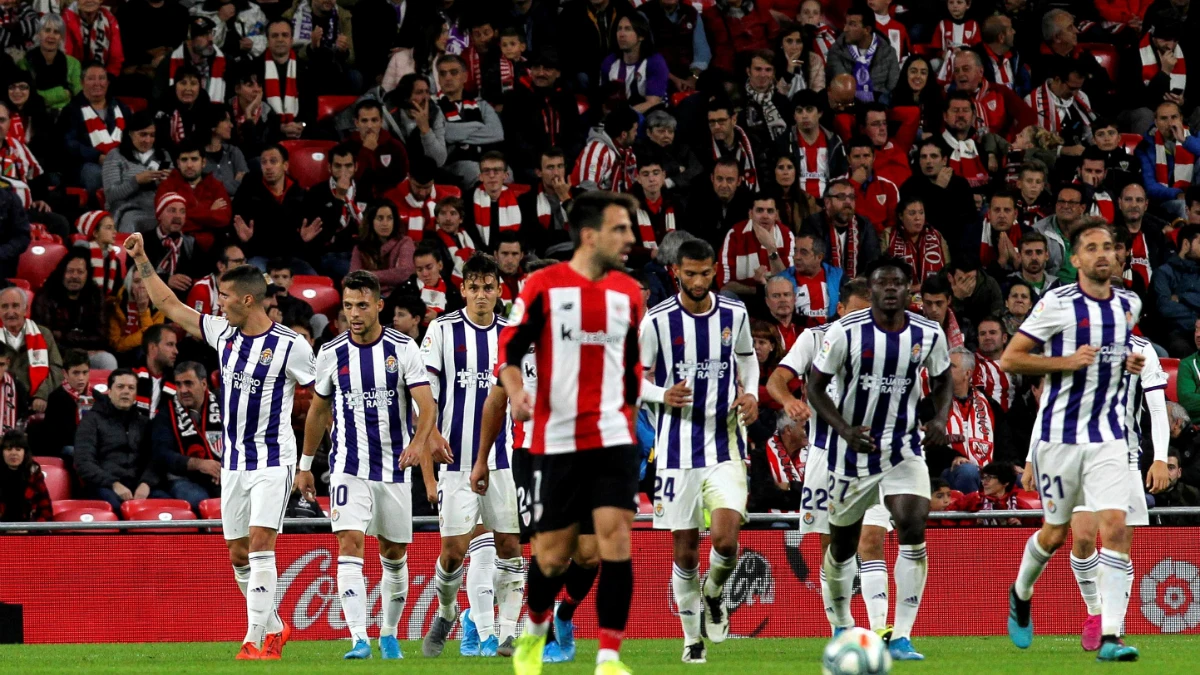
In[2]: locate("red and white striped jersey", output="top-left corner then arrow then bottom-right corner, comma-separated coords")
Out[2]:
498,262 -> 644,455
972,352 -> 1018,412
765,433 -> 805,485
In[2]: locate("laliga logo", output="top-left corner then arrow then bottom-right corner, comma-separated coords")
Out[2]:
1139,558 -> 1200,633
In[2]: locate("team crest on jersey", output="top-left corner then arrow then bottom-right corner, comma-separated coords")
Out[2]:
654,502 -> 664,517
876,194 -> 886,205
385,355 -> 399,373
331,508 -> 340,521
987,100 -> 997,111
803,512 -> 815,525
910,344 -> 922,363
721,327 -> 733,346
820,338 -> 833,357
380,154 -> 392,167
1045,500 -> 1056,514
259,348 -> 273,365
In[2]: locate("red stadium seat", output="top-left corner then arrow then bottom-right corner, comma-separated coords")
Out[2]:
17,242 -> 68,292
575,94 -> 590,117
34,456 -> 63,469
1083,43 -> 1119,89
6,278 -> 29,291
129,507 -> 198,533
97,188 -> 106,209
1121,133 -> 1143,156
52,499 -> 114,516
119,498 -> 191,519
293,274 -> 334,288
281,140 -> 336,189
54,508 -> 119,532
292,281 -> 341,317
316,496 -> 330,517
40,464 -> 70,501
199,498 -> 222,519
507,184 -> 530,198
89,369 -> 111,390
1161,357 -> 1180,403
317,95 -> 359,122
117,96 -> 149,113
670,90 -> 697,108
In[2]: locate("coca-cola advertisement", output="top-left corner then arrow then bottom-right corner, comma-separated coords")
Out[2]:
1,529 -> 1198,644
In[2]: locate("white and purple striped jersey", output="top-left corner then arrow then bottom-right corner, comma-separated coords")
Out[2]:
1018,284 -> 1141,445
200,315 -> 316,471
1123,335 -> 1168,468
422,310 -> 511,471
812,309 -> 949,477
778,324 -> 837,451
639,293 -> 756,469
314,328 -> 430,483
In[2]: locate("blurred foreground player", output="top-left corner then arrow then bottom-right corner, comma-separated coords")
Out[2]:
124,233 -> 316,660
499,191 -> 645,675
295,271 -> 447,659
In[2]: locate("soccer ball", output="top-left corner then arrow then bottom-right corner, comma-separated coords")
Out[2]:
821,627 -> 892,675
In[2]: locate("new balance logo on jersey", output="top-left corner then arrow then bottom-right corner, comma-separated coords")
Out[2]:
902,595 -> 920,606
250,586 -> 268,593
559,325 -> 622,344
858,373 -> 912,394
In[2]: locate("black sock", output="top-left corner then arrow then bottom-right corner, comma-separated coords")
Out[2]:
526,555 -> 567,615
557,561 -> 600,622
595,559 -> 633,632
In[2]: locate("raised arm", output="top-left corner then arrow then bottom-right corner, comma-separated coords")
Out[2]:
124,233 -> 204,340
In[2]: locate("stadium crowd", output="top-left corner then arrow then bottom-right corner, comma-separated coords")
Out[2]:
3,0 -> 1200,528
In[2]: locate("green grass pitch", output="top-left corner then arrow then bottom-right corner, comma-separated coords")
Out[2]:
3,636 -> 1200,674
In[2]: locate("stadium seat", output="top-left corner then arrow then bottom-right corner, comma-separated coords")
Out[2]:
65,187 -> 88,208
6,278 -> 29,291
281,140 -> 336,189
670,90 -> 696,108
1161,357 -> 1180,403
52,499 -> 114,516
634,493 -> 653,529
116,96 -> 149,113
17,242 -> 68,292
1121,133 -> 1143,155
291,280 -> 341,317
198,498 -> 222,519
317,95 -> 359,122
34,456 -> 64,469
129,507 -> 198,533
293,274 -> 334,288
89,369 -> 111,390
119,498 -> 191,520
508,184 -> 530,198
54,508 -> 119,532
575,94 -> 590,116
97,188 -> 106,209
40,464 -> 70,501
316,496 -> 330,517
1083,44 -> 1119,91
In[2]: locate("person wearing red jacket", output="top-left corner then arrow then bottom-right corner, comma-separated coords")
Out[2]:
1094,0 -> 1153,29
347,99 -> 410,196
63,0 -> 125,79
863,102 -> 918,186
155,139 -> 232,252
951,48 -> 1035,141
948,462 -> 1040,526
841,136 -> 899,232
702,0 -> 780,72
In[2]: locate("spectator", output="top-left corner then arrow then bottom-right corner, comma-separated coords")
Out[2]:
517,147 -> 576,258
387,293 -> 425,340
643,0 -> 712,93
192,0 -> 269,64
1156,448 -> 1200,523
751,316 -> 787,407
155,138 -> 233,251
6,70 -> 56,171
599,13 -> 669,115
556,0 -> 638,90
640,110 -> 703,195
72,368 -> 168,515
706,97 -> 758,192
61,63 -> 132,192
841,136 -> 899,232
42,348 -> 95,457
72,210 -> 125,296
107,269 -> 166,361
226,71 -> 279,160
1137,100 -> 1200,220
921,274 -> 969,349
1116,183 -> 1170,290
946,258 -> 1004,343
381,15 -> 448,95
230,144 -> 311,272
350,199 -> 415,297
719,193 -> 794,296
0,101 -> 68,242
133,323 -> 178,419
495,231 -> 526,313
1031,9 -> 1111,111
773,90 -> 845,201
1032,183 -> 1088,283
0,1 -> 38,55
1121,22 -> 1184,137
880,195 -> 950,285
18,14 -> 82,112
948,48 -> 1033,141
701,0 -> 779,74
1002,278 -> 1033,335
572,104 -> 639,192
457,13 -> 506,105
0,346 -> 27,435
436,53 -> 504,188
684,160 -> 752,252
1091,117 -> 1141,193
1152,223 -> 1200,356
0,431 -> 51,523
347,99 -> 408,195
64,0 -> 125,79
1025,57 -> 1094,154
388,74 -> 449,169
383,154 -> 440,236
977,190 -> 1022,273
0,286 -> 63,413
102,110 -> 173,233
287,0 -> 357,86
31,249 -> 116,370
423,196 -> 475,285
973,14 -> 1030,97
826,4 -> 899,104
973,317 -> 1018,411
945,347 -> 1007,476
941,90 -> 991,189
748,413 -> 804,513
158,17 -> 226,105
801,178 -> 879,278
948,462 -> 1039,526
899,137 -> 976,243
151,360 -> 221,511
778,232 -> 841,327
202,104 -> 248,196
411,241 -> 459,322
463,151 -> 520,254
770,154 -> 820,231
1176,319 -> 1200,419
763,275 -> 801,350
143,191 -> 204,298
1007,230 -> 1061,301
627,150 -> 682,267
258,19 -> 306,139
890,54 -> 942,142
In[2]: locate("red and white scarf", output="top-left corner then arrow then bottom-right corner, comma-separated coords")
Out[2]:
120,289 -> 141,336
85,240 -> 124,294
0,137 -> 41,183
333,179 -> 364,230
471,186 -> 520,248
812,23 -> 837,65
792,130 -> 829,199
466,46 -> 515,96
191,273 -> 223,317
0,371 -> 16,433
712,125 -> 758,191
420,277 -> 448,316
169,387 -> 223,461
535,186 -> 568,231
1088,188 -> 1115,223
611,147 -> 638,193
81,103 -> 123,154
7,110 -> 25,145
945,310 -> 964,348
887,228 -> 945,280
1027,81 -> 1093,136
947,388 -> 995,466
400,188 -> 437,235
982,44 -> 1015,89
765,434 -> 805,486
793,268 -> 830,327
155,225 -> 182,276
635,199 -> 676,250
78,7 -> 113,66
1129,229 -> 1153,287
973,353 -> 1016,412
1140,31 -> 1186,93
1153,127 -> 1196,189
264,52 -> 299,123
168,44 -> 227,102
60,380 -> 94,424
436,228 -> 474,284
828,219 -> 860,277
941,130 -> 990,188
16,320 -> 49,395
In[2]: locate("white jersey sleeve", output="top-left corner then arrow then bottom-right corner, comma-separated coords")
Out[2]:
285,335 -> 316,386
1017,292 -> 1074,344
733,310 -> 755,357
421,322 -> 445,400
1139,346 -> 1169,391
400,337 -> 430,389
200,314 -> 230,350
779,328 -> 820,377
638,310 -> 661,372
812,321 -> 849,377
923,324 -> 951,378
313,343 -> 337,398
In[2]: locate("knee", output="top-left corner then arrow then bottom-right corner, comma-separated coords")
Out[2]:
494,534 -> 521,560
247,529 -> 275,553
674,548 -> 700,570
894,518 -> 926,546
1040,525 -> 1069,552
536,552 -> 572,577
573,538 -> 601,569
227,540 -> 249,567
711,534 -> 739,558
858,531 -> 885,560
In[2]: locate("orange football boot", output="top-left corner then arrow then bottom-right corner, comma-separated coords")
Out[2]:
235,642 -> 262,660
261,621 -> 292,660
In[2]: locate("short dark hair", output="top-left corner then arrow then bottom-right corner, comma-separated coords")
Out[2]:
142,323 -> 172,352
864,255 -> 913,283
479,149 -> 507,167
713,156 -> 741,175
990,189 -> 1018,208
173,138 -> 204,159
262,143 -> 289,162
1080,144 -> 1107,164
1177,223 -> 1200,249
388,293 -> 427,320
108,367 -> 137,388
498,26 -> 524,42
1018,160 -> 1047,180
1184,184 -> 1200,209
1092,117 -> 1118,133
413,242 -> 440,262
841,277 -> 871,302
636,147 -> 666,172
329,142 -> 357,165
917,136 -> 950,158
354,99 -> 382,118
1019,230 -> 1048,250
434,196 -> 465,218
63,348 -> 90,371
603,105 -> 639,138
220,264 -> 268,302
981,462 -> 1017,490
1111,223 -> 1131,248
219,243 -> 245,265
343,270 -> 382,300
920,274 -> 952,298
566,191 -> 637,233
1068,219 -> 1112,249
462,252 -> 501,284
266,258 -> 292,274
845,3 -> 876,31
977,316 -> 1004,332
706,96 -> 736,118
540,146 -> 565,166
845,135 -> 875,154
496,231 -> 523,250
174,361 -> 207,381
1007,279 -> 1034,298
930,477 -> 951,493
676,239 -> 716,264
944,90 -> 975,112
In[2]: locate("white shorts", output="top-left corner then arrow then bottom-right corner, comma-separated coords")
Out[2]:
437,469 -> 519,537
827,456 -> 930,529
798,448 -> 892,535
221,465 -> 293,541
652,461 -> 748,531
329,473 -> 413,543
1072,466 -> 1149,527
1030,439 -> 1129,526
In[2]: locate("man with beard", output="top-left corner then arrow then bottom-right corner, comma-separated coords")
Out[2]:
1006,231 -> 1063,301
518,148 -> 576,258
151,360 -> 223,511
779,234 -> 843,328
1033,183 -> 1090,283
719,194 -> 793,297
900,138 -> 977,245
143,192 -> 204,300
801,179 -> 879,278
29,251 -> 113,369
501,49 -> 583,184
973,317 -> 1019,413
941,91 -> 992,190
1116,183 -> 1170,290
